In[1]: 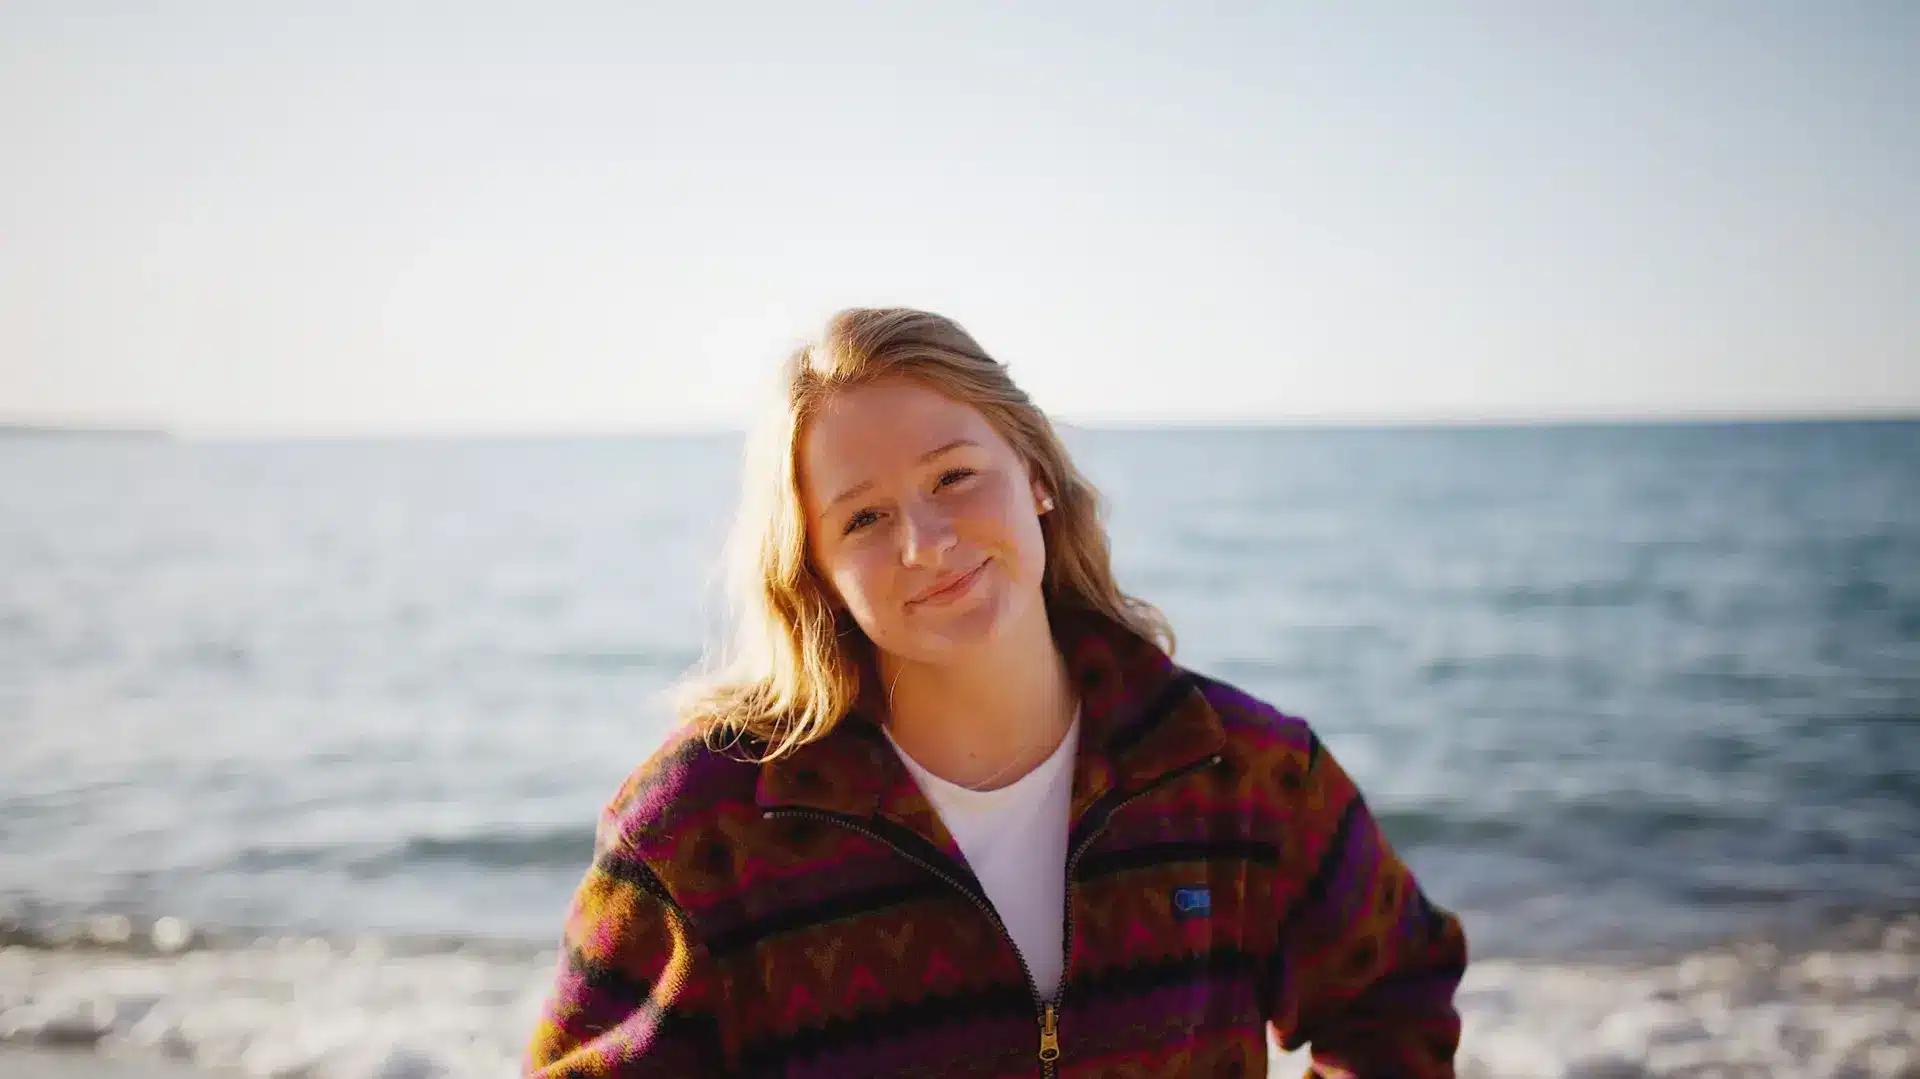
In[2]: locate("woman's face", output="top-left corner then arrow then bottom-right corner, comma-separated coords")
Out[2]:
799,377 -> 1051,666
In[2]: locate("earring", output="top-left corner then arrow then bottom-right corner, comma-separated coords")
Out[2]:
1039,496 -> 1055,512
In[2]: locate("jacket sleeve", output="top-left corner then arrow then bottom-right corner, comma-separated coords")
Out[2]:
525,816 -> 728,1077
1267,728 -> 1469,1078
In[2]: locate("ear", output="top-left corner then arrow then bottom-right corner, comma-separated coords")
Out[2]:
1032,479 -> 1055,515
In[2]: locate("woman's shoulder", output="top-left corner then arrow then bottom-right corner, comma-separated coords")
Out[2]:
1183,668 -> 1322,758
594,721 -> 768,865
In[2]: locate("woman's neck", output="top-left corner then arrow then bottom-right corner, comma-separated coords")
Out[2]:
877,604 -> 1077,791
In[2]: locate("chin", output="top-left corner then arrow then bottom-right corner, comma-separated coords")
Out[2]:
892,573 -> 1036,662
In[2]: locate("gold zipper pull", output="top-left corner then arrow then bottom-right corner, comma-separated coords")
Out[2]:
1038,1003 -> 1060,1062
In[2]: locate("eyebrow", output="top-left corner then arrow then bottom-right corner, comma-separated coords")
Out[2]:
818,438 -> 981,519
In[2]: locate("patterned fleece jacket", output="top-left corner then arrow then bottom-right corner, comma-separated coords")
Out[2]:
526,610 -> 1468,1077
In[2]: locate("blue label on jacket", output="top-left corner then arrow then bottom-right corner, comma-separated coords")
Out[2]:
1170,886 -> 1211,918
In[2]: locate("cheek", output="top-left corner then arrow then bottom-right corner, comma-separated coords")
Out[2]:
828,542 -> 900,613
1014,510 -> 1049,581
962,489 -> 1046,582
963,478 -> 1027,540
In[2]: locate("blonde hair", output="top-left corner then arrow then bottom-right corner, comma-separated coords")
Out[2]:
679,307 -> 1172,761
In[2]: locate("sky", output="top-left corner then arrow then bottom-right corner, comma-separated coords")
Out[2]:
1,2 -> 1915,435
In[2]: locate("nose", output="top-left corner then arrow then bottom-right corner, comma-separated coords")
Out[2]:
898,498 -> 958,569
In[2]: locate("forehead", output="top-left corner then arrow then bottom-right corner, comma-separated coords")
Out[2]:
798,378 -> 1005,499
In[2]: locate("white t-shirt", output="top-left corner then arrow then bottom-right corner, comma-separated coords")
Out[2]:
885,715 -> 1081,1002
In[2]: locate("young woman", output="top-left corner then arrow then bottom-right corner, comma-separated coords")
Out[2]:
526,309 -> 1467,1078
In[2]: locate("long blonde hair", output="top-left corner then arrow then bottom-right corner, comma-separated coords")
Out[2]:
679,307 -> 1172,761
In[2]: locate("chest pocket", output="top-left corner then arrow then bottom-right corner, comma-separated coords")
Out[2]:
1064,798 -> 1261,1059
1069,792 -> 1251,971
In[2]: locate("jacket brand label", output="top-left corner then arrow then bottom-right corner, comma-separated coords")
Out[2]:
1170,886 -> 1211,919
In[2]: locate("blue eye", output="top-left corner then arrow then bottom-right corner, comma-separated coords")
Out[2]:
843,509 -> 880,535
936,468 -> 976,490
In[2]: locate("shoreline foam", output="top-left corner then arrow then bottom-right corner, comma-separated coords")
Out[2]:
1,913 -> 1914,1078
0,1046 -> 228,1078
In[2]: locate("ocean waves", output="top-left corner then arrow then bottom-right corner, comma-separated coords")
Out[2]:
223,825 -> 598,878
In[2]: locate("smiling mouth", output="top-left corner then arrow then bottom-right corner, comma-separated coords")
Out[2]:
910,559 -> 989,605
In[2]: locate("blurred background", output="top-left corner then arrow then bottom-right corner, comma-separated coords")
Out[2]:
2,3 -> 1916,1078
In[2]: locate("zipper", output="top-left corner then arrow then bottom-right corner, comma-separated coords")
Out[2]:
764,750 -> 1221,1077
1051,751 -> 1226,1073
762,808 -> 1054,1074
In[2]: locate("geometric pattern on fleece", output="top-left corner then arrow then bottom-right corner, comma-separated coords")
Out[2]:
526,608 -> 1467,1077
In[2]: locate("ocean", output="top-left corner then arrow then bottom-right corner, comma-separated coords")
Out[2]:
2,421 -> 1916,1077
